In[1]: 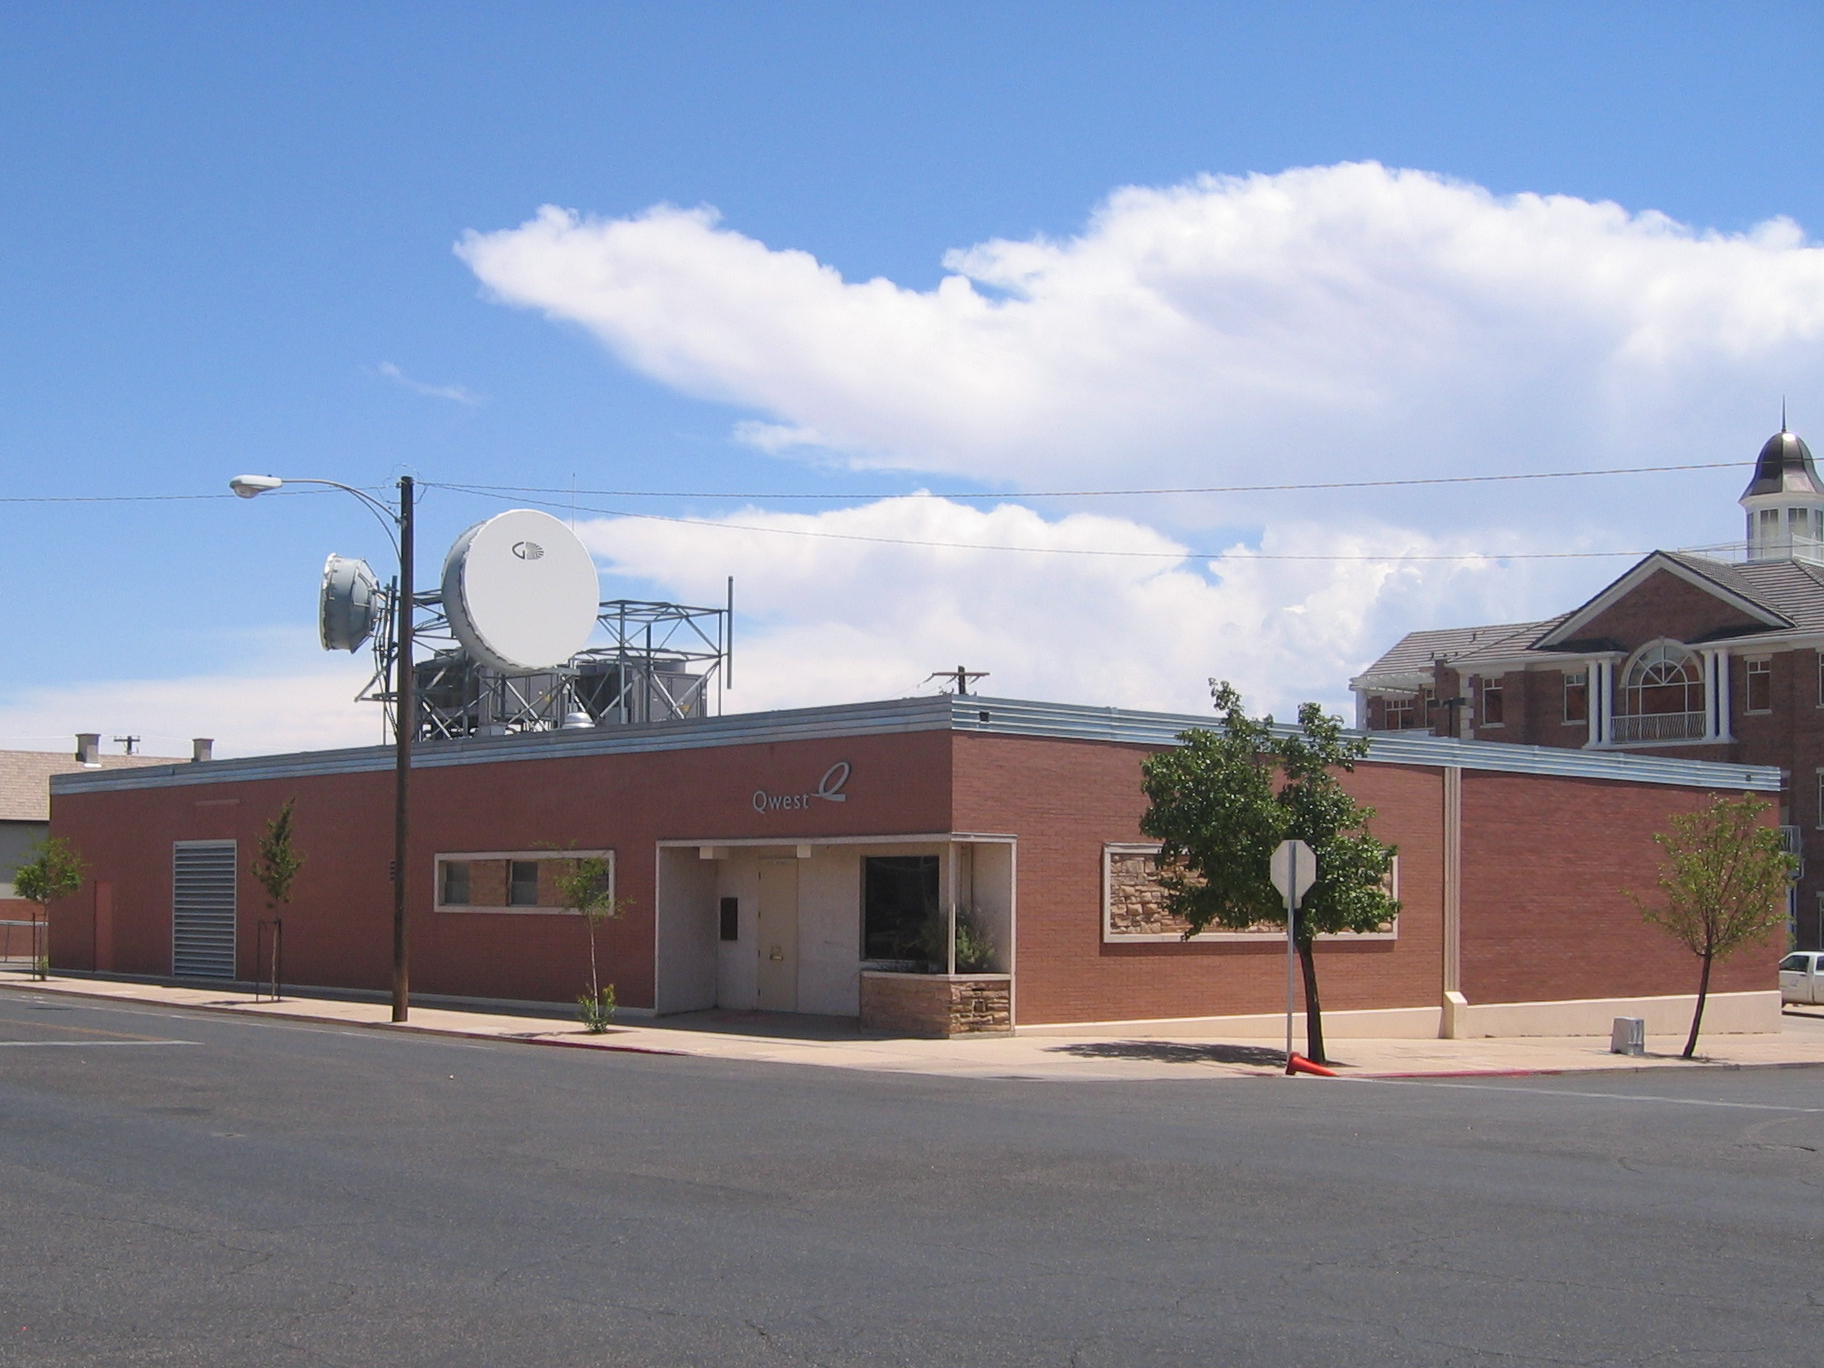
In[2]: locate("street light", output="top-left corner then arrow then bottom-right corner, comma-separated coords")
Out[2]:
230,473 -> 416,1022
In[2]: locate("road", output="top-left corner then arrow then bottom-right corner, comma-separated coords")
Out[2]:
2,992 -> 1820,1366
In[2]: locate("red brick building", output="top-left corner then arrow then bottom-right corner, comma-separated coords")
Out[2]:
49,694 -> 1782,1038
1352,427 -> 1824,948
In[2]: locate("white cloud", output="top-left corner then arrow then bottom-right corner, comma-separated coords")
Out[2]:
457,165 -> 1824,555
376,360 -> 482,405
0,640 -> 384,760
415,167 -> 1824,730
578,498 -> 1607,720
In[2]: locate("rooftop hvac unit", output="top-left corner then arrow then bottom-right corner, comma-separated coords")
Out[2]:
573,660 -> 705,726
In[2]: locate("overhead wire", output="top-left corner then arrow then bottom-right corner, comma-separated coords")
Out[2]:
428,481 -> 1652,562
0,459 -> 1734,561
426,458 -> 1742,501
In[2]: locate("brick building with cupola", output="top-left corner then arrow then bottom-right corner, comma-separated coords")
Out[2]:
1352,426 -> 1824,948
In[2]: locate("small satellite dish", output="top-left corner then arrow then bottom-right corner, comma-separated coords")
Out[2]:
319,554 -> 381,653
441,509 -> 599,672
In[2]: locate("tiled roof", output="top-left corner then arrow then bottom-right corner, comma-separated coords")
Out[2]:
0,749 -> 176,823
1357,551 -> 1824,687
1354,619 -> 1566,682
1704,557 -> 1824,633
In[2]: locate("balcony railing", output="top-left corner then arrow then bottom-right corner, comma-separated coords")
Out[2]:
1610,711 -> 1706,743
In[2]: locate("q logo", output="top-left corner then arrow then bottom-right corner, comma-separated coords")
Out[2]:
814,761 -> 851,803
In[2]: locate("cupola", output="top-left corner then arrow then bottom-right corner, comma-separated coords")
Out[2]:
1740,427 -> 1824,562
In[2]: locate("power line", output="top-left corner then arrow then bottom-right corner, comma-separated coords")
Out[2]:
433,459 -> 1740,501
431,483 -> 1649,562
0,458 -> 1736,506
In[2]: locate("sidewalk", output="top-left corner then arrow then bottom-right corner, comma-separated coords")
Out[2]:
6,970 -> 1824,1082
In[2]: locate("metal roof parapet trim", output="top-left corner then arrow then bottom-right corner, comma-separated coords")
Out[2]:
50,692 -> 1781,797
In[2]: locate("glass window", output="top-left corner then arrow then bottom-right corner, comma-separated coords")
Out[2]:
1816,652 -> 1824,708
1623,644 -> 1702,716
1381,695 -> 1414,730
862,855 -> 939,963
509,860 -> 540,906
1479,678 -> 1504,727
1563,670 -> 1588,724
1745,658 -> 1772,713
1779,953 -> 1804,972
440,860 -> 471,906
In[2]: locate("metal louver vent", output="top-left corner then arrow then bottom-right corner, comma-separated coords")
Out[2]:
172,841 -> 236,979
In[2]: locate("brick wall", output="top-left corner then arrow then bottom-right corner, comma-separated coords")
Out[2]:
1459,771 -> 1781,1003
50,728 -> 953,1008
952,732 -> 1445,1026
1576,568 -> 1768,648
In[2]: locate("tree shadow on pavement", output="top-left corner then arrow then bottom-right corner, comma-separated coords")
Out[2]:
1045,1040 -> 1294,1068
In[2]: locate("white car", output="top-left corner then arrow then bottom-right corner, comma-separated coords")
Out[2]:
1779,951 -> 1824,1005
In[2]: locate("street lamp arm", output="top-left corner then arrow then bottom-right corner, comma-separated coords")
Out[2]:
227,474 -> 403,555
227,470 -> 417,1023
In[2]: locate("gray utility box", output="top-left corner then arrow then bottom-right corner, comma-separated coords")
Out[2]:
1610,1017 -> 1646,1055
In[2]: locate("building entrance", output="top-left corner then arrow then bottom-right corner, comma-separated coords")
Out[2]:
755,858 -> 799,1011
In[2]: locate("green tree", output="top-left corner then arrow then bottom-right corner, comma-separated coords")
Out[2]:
1628,792 -> 1794,1060
13,836 -> 87,981
553,854 -> 623,1032
252,799 -> 305,998
1140,681 -> 1399,1065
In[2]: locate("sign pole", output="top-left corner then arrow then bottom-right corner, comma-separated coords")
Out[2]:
1285,843 -> 1297,1069
1269,838 -> 1316,1073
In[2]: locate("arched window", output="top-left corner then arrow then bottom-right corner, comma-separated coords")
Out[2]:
1623,643 -> 1703,717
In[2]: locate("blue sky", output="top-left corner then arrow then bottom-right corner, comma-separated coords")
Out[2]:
5,3 -> 1824,756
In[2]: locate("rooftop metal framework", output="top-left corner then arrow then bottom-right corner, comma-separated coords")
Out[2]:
351,584 -> 730,741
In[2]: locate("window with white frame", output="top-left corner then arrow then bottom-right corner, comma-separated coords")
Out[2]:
434,850 -> 613,913
1815,652 -> 1824,708
1622,643 -> 1703,716
1816,771 -> 1824,830
1478,677 -> 1504,727
1745,657 -> 1772,713
1563,670 -> 1588,724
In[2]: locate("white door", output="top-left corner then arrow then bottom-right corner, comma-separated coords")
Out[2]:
756,859 -> 799,1011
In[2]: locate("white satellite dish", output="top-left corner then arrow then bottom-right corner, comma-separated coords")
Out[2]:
319,554 -> 381,653
441,509 -> 599,672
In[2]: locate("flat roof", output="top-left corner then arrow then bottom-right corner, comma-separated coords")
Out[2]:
50,693 -> 1783,798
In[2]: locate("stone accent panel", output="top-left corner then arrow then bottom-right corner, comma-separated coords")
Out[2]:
860,971 -> 1013,1037
1106,846 -> 1197,937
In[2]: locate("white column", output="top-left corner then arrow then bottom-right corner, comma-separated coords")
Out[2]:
1712,648 -> 1732,742
1591,659 -> 1613,746
1585,659 -> 1601,747
1699,650 -> 1719,741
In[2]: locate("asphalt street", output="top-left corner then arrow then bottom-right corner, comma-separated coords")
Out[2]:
2,993 -> 1820,1367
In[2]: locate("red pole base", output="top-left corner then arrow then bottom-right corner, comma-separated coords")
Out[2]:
1286,1052 -> 1338,1077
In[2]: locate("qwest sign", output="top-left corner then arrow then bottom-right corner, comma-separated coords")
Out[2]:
752,761 -> 851,813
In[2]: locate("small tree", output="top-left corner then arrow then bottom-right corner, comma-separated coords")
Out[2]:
14,836 -> 87,981
1141,681 -> 1399,1065
252,799 -> 305,998
1628,792 -> 1794,1059
553,854 -> 623,1032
